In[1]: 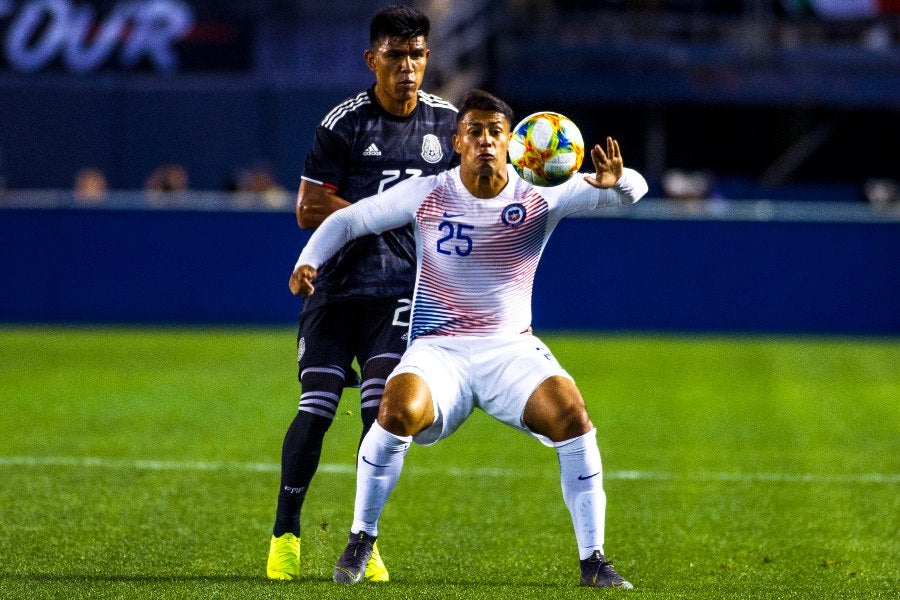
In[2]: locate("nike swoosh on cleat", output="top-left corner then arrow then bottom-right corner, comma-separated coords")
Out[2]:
362,456 -> 391,468
578,472 -> 601,480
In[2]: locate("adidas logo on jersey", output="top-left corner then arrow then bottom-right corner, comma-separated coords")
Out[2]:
363,143 -> 382,157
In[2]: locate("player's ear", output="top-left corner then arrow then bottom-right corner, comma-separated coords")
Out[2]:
452,134 -> 461,153
364,49 -> 376,72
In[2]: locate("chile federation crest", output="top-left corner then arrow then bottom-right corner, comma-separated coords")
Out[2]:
501,203 -> 527,227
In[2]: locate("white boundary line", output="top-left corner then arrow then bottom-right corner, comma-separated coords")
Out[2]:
0,455 -> 897,484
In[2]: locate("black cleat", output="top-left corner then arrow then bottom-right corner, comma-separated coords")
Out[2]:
579,551 -> 633,589
333,531 -> 376,584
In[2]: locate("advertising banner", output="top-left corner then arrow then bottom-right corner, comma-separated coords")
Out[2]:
0,0 -> 252,73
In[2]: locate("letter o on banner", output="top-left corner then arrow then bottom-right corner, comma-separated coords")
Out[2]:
6,0 -> 71,72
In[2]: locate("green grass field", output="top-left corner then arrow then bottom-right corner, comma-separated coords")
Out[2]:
0,327 -> 897,599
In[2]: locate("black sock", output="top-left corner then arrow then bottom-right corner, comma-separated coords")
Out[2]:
273,368 -> 343,537
358,355 -> 400,448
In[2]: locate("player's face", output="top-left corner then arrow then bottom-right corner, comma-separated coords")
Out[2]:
454,110 -> 511,178
367,35 -> 429,112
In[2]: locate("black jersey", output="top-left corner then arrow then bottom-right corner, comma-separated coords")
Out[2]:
301,86 -> 459,299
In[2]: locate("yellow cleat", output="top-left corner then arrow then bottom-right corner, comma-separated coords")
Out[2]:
267,533 -> 300,581
364,540 -> 390,582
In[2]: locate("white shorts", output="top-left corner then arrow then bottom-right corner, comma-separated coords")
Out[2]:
388,333 -> 573,447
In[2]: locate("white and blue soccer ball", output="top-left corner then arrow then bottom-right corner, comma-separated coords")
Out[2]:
508,111 -> 585,186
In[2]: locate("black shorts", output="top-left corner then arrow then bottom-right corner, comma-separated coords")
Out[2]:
296,294 -> 411,384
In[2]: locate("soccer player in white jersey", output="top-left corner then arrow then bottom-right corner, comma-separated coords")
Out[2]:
289,89 -> 648,589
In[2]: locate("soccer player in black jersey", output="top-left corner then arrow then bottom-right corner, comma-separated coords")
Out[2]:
266,5 -> 458,582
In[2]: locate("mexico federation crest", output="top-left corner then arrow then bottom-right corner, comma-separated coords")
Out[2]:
501,203 -> 527,227
421,134 -> 443,164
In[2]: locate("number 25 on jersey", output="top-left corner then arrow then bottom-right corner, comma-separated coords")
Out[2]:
436,221 -> 474,257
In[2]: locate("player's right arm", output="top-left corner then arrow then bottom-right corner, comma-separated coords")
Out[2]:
289,264 -> 318,297
289,176 -> 432,296
295,179 -> 351,229
296,119 -> 354,228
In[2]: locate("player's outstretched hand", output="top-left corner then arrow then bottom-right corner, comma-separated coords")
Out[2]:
289,264 -> 317,297
584,136 -> 624,189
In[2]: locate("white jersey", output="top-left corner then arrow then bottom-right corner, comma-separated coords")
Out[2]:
297,164 -> 647,341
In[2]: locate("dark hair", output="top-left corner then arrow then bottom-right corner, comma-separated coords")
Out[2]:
370,5 -> 430,47
456,89 -> 514,126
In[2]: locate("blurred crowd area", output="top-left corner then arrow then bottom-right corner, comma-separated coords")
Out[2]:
63,161 -> 292,210
0,0 -> 897,209
515,0 -> 900,46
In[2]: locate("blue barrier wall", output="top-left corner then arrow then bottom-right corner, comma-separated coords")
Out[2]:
534,216 -> 899,334
1,205 -> 898,334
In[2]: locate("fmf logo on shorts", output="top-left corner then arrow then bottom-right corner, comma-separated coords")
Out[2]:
0,0 -> 194,73
501,203 -> 526,227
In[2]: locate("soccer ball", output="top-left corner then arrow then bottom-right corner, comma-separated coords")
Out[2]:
508,111 -> 585,186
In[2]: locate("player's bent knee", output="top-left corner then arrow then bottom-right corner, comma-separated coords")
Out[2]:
524,376 -> 594,442
378,399 -> 431,437
534,407 -> 592,442
378,373 -> 434,437
557,408 -> 593,440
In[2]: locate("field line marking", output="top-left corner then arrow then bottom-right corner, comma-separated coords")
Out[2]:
0,455 -> 897,484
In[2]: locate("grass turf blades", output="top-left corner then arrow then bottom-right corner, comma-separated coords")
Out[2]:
0,327 -> 897,599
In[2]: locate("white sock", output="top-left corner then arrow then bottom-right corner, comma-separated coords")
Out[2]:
351,421 -> 412,537
555,428 -> 606,560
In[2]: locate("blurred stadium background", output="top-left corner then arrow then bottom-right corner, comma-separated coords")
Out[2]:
0,0 -> 898,332
1,5 -> 897,597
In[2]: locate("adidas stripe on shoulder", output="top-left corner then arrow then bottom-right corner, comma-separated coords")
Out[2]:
321,91 -> 371,129
417,91 -> 458,112
320,90 -> 455,131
